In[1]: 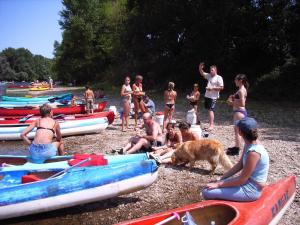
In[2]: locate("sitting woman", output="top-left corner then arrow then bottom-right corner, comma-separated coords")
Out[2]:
151,122 -> 182,156
202,117 -> 269,202
151,121 -> 199,164
21,104 -> 65,163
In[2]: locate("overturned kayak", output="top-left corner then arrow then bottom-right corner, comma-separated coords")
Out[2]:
118,175 -> 296,225
0,113 -> 109,140
0,160 -> 158,219
0,101 -> 107,116
0,153 -> 149,171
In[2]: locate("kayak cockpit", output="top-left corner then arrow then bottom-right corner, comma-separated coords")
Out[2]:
162,205 -> 236,225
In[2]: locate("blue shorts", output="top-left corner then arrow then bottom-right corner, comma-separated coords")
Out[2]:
29,143 -> 57,163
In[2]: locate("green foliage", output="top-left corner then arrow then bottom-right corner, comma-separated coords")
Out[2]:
53,0 -> 299,100
0,48 -> 55,81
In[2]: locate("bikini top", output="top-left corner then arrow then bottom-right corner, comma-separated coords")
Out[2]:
36,119 -> 56,134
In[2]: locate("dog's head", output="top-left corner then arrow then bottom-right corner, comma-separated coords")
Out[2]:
171,144 -> 185,165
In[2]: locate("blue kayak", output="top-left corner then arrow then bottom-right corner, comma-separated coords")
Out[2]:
0,153 -> 150,171
0,159 -> 158,219
1,93 -> 73,102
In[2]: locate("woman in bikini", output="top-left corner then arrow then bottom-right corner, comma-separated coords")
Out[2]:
186,83 -> 201,124
163,82 -> 177,132
226,74 -> 249,156
151,122 -> 182,156
132,75 -> 146,129
151,122 -> 199,164
21,104 -> 65,163
120,76 -> 133,132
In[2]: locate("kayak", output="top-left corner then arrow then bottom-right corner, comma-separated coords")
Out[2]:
1,93 -> 73,102
0,113 -> 109,140
117,175 -> 296,225
29,87 -> 50,91
0,111 -> 115,125
0,101 -> 64,108
0,153 -> 150,171
0,160 -> 158,219
0,101 -> 107,116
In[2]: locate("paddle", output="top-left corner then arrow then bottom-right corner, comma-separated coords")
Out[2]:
53,114 -> 65,119
154,213 -> 180,225
48,157 -> 91,179
19,114 -> 35,123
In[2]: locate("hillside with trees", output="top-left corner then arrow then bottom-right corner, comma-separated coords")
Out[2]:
0,48 -> 55,82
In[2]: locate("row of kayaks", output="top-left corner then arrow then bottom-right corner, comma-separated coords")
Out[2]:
0,152 -> 296,224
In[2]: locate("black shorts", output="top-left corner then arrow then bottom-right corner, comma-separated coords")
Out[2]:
204,97 -> 217,111
140,141 -> 162,153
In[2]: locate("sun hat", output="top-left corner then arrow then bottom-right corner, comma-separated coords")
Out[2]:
235,117 -> 257,133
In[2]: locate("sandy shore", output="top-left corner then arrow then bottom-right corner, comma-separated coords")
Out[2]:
2,90 -> 299,225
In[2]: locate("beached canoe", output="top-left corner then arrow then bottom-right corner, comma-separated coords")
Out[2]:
0,113 -> 109,140
0,111 -> 114,125
1,93 -> 73,102
0,160 -> 158,220
118,175 -> 296,225
0,153 -> 150,171
0,101 -> 65,108
29,86 -> 50,91
0,101 -> 107,116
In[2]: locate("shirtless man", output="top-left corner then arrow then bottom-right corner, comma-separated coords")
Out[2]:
122,112 -> 164,154
84,86 -> 95,114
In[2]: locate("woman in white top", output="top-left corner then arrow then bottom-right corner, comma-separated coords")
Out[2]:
120,76 -> 132,132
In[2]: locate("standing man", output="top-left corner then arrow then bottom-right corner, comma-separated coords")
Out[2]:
199,62 -> 224,131
84,86 -> 95,114
48,76 -> 53,89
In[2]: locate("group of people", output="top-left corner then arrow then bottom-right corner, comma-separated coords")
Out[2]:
117,62 -> 269,203
20,61 -> 269,203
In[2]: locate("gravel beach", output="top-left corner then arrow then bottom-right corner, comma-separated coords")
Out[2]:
2,90 -> 299,225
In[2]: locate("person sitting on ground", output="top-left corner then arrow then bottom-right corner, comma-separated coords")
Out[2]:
202,117 -> 269,202
120,112 -> 164,154
163,82 -> 177,132
151,121 -> 199,164
151,122 -> 182,156
84,86 -> 95,114
20,104 -> 65,163
143,95 -> 156,116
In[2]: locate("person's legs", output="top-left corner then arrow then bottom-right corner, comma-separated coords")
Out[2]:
133,100 -> 139,129
227,112 -> 245,155
127,138 -> 149,154
202,180 -> 261,202
163,107 -> 170,132
208,110 -> 214,130
53,141 -> 64,155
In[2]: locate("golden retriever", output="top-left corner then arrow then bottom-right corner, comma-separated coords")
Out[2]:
171,139 -> 233,174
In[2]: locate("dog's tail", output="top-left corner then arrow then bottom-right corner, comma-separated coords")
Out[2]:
219,148 -> 233,170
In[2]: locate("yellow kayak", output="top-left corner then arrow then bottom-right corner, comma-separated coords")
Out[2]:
29,86 -> 50,91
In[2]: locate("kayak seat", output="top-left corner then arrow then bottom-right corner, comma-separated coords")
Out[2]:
22,175 -> 43,184
68,154 -> 108,167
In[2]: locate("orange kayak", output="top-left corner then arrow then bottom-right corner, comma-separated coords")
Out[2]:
117,175 -> 296,225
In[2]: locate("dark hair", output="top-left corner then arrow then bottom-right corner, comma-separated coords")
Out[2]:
166,122 -> 176,130
241,129 -> 258,141
40,104 -> 52,117
178,121 -> 191,130
235,74 -> 249,90
85,86 -> 90,90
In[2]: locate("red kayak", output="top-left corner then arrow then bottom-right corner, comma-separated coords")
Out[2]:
0,101 -> 107,116
0,111 -> 115,125
117,176 -> 296,225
